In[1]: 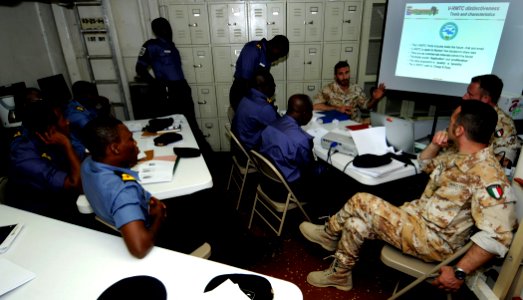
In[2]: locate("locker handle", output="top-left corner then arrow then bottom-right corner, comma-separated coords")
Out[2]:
193,64 -> 203,68
230,64 -> 236,67
205,123 -> 213,128
343,20 -> 351,23
188,23 -> 198,27
198,100 -> 207,104
203,133 -> 211,138
304,61 -> 312,65
227,22 -> 237,26
266,21 -> 275,25
307,21 -> 314,25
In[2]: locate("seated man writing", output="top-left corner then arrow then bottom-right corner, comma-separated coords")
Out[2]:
299,100 -> 516,292
81,117 -> 204,258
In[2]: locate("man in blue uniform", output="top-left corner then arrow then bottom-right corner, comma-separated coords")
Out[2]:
6,100 -> 82,223
63,94 -> 97,160
81,117 -> 205,258
230,35 -> 289,111
259,94 -> 324,204
136,17 -> 213,163
232,68 -> 280,151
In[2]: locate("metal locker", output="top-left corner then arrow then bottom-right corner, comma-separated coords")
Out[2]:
274,80 -> 287,111
248,3 -> 268,40
169,5 -> 192,45
303,81 -> 321,99
192,47 -> 214,84
194,85 -> 217,119
286,82 -> 304,100
212,45 -> 242,83
228,3 -> 248,44
267,3 -> 285,38
287,2 -> 305,42
209,3 -> 247,45
199,118 -> 221,151
287,45 -> 305,80
324,1 -> 344,42
178,47 -> 196,84
188,5 -> 210,45
215,84 -> 231,118
342,2 -> 362,41
167,4 -> 210,45
340,42 -> 359,80
219,118 -> 231,152
304,44 -> 322,80
271,60 -> 286,81
305,3 -> 323,42
322,43 -> 341,80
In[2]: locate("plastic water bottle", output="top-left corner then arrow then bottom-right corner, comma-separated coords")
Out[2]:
332,118 -> 339,130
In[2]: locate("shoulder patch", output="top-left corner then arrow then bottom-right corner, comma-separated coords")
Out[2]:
113,170 -> 136,182
138,47 -> 146,57
494,128 -> 504,138
41,153 -> 52,161
486,184 -> 504,200
75,106 -> 85,111
13,130 -> 21,138
256,42 -> 262,49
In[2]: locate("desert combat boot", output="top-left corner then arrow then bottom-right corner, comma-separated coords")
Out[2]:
299,221 -> 338,251
307,258 -> 353,291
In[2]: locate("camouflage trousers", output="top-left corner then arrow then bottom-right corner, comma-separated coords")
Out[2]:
327,192 -> 455,269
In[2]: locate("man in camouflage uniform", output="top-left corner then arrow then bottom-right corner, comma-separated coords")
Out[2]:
299,101 -> 517,292
461,74 -> 520,168
313,61 -> 385,122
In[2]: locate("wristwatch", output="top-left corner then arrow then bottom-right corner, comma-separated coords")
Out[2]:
453,266 -> 467,280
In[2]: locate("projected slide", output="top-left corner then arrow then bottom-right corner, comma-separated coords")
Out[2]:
395,2 -> 509,84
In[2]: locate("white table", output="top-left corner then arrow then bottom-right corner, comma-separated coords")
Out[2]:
308,117 -> 418,186
125,114 -> 213,199
0,205 -> 303,299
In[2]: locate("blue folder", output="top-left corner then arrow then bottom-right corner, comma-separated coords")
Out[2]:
317,110 -> 350,124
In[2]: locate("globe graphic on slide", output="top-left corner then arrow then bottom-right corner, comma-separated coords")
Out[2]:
440,22 -> 458,40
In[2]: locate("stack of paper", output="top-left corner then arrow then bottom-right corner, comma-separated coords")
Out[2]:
0,258 -> 36,296
137,160 -> 176,184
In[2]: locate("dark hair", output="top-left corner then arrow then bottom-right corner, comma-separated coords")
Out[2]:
151,17 -> 172,40
471,74 -> 503,104
457,100 -> 498,144
334,61 -> 350,74
22,100 -> 60,134
250,67 -> 275,90
82,117 -> 123,161
287,94 -> 312,114
268,35 -> 289,58
72,81 -> 98,99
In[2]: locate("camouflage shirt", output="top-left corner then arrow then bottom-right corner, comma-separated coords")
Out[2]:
403,146 -> 516,256
492,106 -> 520,165
313,82 -> 368,122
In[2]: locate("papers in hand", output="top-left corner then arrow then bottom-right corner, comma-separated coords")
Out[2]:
137,160 -> 176,184
0,258 -> 36,296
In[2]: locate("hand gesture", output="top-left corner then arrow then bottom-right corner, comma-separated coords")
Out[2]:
36,127 -> 69,148
431,130 -> 449,148
372,83 -> 386,100
149,197 -> 167,223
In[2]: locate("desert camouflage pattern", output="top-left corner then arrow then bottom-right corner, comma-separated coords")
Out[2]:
313,82 -> 368,122
327,147 -> 516,268
492,106 -> 520,165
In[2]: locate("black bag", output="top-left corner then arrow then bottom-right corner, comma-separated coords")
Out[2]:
173,147 -> 201,158
352,153 -> 392,168
204,273 -> 274,300
143,117 -> 174,133
98,275 -> 166,300
153,132 -> 182,146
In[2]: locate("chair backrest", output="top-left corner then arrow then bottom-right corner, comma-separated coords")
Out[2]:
0,176 -> 7,204
250,149 -> 293,194
227,127 -> 251,162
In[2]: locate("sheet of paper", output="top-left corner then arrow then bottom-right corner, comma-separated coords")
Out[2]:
350,127 -> 391,155
348,159 -> 406,177
199,279 -> 250,300
137,160 -> 175,184
0,258 -> 36,296
306,127 -> 329,147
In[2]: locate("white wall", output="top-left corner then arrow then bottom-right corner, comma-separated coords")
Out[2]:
0,2 -> 69,89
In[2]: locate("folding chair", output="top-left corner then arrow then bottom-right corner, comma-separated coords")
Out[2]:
248,150 -> 311,236
225,127 -> 257,210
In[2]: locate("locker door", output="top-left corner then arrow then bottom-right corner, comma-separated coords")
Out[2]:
305,3 -> 323,42
322,43 -> 340,80
188,5 -> 210,45
230,45 -> 243,76
267,3 -> 285,38
209,4 -> 229,44
228,3 -> 247,44
200,118 -> 221,151
178,47 -> 196,84
340,42 -> 359,79
195,85 -> 217,118
274,81 -> 287,111
212,47 -> 234,82
249,3 -> 267,40
287,82 -> 304,100
215,84 -> 231,118
219,118 -> 231,151
342,2 -> 362,41
191,87 -> 201,119
193,47 -> 213,83
287,3 -> 305,42
324,2 -> 344,42
287,45 -> 305,80
303,81 -> 321,99
169,5 -> 191,45
304,44 -> 321,80
271,60 -> 285,81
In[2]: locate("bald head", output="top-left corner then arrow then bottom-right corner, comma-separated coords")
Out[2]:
287,94 -> 313,125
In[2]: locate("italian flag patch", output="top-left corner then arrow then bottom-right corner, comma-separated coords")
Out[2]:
494,128 -> 504,138
487,184 -> 504,200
